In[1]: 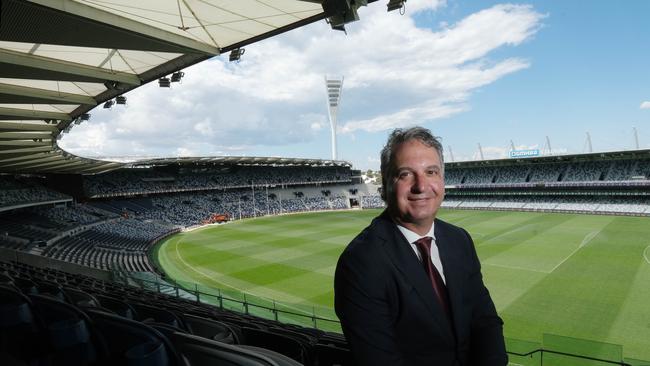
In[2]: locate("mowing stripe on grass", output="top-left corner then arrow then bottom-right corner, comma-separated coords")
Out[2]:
155,209 -> 650,361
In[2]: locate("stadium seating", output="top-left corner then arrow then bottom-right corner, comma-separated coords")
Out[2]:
2,152 -> 650,366
0,260 -> 355,366
83,166 -> 352,198
0,175 -> 71,210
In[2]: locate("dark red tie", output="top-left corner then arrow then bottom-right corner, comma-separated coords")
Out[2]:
414,237 -> 450,315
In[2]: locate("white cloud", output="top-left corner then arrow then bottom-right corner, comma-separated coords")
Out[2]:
403,0 -> 447,13
641,101 -> 650,109
175,147 -> 197,157
62,2 -> 544,158
341,101 -> 467,133
339,4 -> 544,133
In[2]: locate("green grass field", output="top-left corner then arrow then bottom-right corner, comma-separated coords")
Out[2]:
156,209 -> 650,362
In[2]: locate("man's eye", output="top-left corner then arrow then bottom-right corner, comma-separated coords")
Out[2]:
398,172 -> 411,179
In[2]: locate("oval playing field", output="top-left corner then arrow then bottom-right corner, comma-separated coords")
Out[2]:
156,209 -> 650,361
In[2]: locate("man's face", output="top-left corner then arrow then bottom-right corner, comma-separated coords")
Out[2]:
387,139 -> 445,235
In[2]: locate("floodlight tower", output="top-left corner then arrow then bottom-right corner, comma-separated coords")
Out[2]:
325,76 -> 344,160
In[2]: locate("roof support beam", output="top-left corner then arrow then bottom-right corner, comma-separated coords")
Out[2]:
0,83 -> 97,105
0,151 -> 53,163
0,145 -> 52,154
0,107 -> 71,121
17,158 -> 81,171
0,49 -> 141,86
0,131 -> 52,139
0,153 -> 63,168
29,0 -> 219,55
66,162 -> 123,174
0,121 -> 59,132
0,140 -> 51,147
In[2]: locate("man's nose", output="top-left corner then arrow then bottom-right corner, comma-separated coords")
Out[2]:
411,174 -> 426,193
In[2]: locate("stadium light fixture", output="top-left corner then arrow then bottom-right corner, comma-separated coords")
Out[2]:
325,76 -> 344,160
158,77 -> 171,87
322,0 -> 367,33
103,100 -> 114,109
171,71 -> 185,82
229,48 -> 245,62
387,0 -> 406,12
80,113 -> 91,121
116,96 -> 127,105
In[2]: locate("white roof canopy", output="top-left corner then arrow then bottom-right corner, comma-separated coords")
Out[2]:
0,0 -> 384,174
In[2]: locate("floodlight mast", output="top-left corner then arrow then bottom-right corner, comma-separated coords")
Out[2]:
325,76 -> 344,160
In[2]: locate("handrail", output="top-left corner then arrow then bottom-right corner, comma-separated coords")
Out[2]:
126,274 -> 645,366
128,275 -> 341,330
507,348 -> 632,366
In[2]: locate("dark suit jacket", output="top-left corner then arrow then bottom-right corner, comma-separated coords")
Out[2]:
334,211 -> 506,366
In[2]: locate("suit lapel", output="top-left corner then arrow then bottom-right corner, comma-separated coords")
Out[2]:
376,212 -> 454,339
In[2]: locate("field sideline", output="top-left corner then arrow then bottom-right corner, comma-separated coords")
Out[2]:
156,209 -> 650,361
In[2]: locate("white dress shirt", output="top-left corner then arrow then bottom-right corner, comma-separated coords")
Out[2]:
396,223 -> 446,284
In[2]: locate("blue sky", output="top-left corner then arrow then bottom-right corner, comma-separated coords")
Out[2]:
61,0 -> 650,170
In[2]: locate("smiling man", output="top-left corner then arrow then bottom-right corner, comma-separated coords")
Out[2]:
334,126 -> 507,366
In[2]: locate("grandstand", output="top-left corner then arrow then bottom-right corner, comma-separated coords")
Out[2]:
4,149 -> 650,274
3,145 -> 650,365
443,149 -> 650,217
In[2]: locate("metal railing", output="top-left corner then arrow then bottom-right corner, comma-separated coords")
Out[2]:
507,348 -> 633,366
124,272 -> 342,332
120,273 -> 650,366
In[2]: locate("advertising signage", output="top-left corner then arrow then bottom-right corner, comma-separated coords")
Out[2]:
509,149 -> 540,158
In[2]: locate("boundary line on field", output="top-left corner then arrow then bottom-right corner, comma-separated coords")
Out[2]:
643,246 -> 650,265
548,229 -> 602,273
485,229 -> 604,275
172,240 -> 317,316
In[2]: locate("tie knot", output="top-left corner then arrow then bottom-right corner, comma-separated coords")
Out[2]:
414,236 -> 433,255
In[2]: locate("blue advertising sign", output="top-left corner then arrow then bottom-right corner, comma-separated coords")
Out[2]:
509,149 -> 540,158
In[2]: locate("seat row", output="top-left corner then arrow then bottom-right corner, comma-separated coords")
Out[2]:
0,260 -> 354,366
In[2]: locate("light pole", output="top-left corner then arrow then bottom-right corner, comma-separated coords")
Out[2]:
325,76 -> 344,160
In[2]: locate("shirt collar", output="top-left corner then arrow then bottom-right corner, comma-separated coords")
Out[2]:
396,222 -> 435,244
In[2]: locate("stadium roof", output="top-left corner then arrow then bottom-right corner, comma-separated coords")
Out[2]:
445,149 -> 650,169
0,0 -> 379,175
129,156 -> 352,168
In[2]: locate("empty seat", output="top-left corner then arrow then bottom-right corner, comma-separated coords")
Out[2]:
0,285 -> 49,363
242,327 -> 308,364
314,343 -> 355,366
171,331 -> 302,366
183,314 -> 238,344
28,293 -> 106,366
96,294 -> 138,319
130,302 -> 187,330
63,287 -> 101,308
85,308 -> 185,366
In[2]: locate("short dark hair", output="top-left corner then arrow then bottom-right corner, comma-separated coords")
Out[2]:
379,126 -> 443,201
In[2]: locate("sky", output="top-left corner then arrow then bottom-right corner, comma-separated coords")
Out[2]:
59,0 -> 650,171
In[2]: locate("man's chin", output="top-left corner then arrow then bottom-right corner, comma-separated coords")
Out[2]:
403,213 -> 435,226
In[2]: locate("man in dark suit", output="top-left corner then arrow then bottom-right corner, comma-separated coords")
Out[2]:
334,126 -> 507,366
